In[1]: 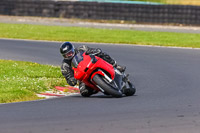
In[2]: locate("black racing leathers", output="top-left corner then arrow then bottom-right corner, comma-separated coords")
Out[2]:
61,45 -> 116,96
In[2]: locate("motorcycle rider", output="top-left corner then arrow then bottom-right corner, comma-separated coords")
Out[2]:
60,42 -> 126,97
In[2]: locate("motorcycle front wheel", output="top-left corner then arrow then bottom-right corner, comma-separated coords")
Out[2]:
92,74 -> 122,98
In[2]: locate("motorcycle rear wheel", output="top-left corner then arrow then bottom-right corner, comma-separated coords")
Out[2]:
124,81 -> 136,96
93,74 -> 122,98
123,87 -> 136,96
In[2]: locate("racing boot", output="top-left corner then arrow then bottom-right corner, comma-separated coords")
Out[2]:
116,64 -> 126,73
79,82 -> 98,97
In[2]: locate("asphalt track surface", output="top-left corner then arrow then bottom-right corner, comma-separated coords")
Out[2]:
0,39 -> 200,133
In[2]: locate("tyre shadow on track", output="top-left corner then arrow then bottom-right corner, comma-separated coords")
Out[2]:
71,95 -> 114,98
71,94 -> 137,99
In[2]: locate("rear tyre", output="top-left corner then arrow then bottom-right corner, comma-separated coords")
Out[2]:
92,74 -> 122,98
124,81 -> 136,96
123,87 -> 136,96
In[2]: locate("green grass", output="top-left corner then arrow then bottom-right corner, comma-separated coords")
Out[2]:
0,60 -> 66,103
1,23 -> 200,48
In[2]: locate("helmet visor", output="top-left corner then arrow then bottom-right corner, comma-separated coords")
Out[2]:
63,50 -> 75,60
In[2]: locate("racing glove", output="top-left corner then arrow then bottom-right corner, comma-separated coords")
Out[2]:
85,48 -> 102,55
67,77 -> 77,86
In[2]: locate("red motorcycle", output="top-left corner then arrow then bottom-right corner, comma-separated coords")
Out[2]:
71,52 -> 136,98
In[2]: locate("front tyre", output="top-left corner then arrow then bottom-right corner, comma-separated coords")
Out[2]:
92,75 -> 122,98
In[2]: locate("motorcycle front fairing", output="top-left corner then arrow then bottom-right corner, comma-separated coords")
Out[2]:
71,51 -> 85,81
72,52 -> 116,91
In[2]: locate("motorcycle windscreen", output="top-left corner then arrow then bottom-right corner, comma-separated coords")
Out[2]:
71,51 -> 84,68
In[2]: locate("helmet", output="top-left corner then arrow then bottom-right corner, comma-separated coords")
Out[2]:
60,42 -> 75,60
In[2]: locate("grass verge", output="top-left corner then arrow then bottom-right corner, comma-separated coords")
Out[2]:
0,59 -> 66,103
1,23 -> 200,48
